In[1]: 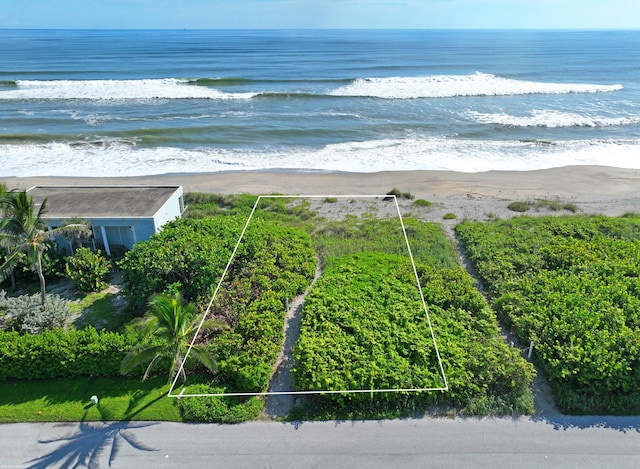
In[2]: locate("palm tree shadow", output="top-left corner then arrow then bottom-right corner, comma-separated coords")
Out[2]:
26,395 -> 164,468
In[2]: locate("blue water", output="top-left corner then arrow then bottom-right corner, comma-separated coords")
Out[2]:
0,29 -> 639,176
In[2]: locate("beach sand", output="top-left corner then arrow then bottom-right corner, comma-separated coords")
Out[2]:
3,165 -> 639,223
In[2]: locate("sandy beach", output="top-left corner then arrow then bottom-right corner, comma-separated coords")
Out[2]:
2,165 -> 639,223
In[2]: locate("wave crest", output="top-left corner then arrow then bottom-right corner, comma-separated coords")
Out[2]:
1,79 -> 259,101
466,109 -> 640,128
329,73 -> 623,99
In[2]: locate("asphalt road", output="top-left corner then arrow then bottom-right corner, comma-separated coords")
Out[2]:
1,416 -> 640,468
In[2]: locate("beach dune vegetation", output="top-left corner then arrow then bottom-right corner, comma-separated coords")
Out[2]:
456,215 -> 640,414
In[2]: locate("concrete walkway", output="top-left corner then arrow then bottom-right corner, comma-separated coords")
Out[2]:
2,416 -> 640,468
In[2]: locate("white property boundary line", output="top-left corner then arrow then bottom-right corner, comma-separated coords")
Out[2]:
168,195 -> 449,398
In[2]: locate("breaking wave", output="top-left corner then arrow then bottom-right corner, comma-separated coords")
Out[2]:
1,137 -> 639,177
466,109 -> 640,128
329,73 -> 623,99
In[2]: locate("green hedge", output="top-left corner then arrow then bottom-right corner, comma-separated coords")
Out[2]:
175,384 -> 263,423
0,327 -> 139,380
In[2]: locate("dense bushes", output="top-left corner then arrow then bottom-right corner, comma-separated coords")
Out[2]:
294,252 -> 534,417
206,221 -> 317,394
65,248 -> 112,292
175,384 -> 263,423
0,327 -> 139,380
295,253 -> 444,393
120,212 -> 317,420
456,215 -> 640,414
118,217 -> 243,312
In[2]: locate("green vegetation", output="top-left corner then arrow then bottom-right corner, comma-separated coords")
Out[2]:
324,197 -> 338,203
120,293 -> 221,383
0,190 -> 89,306
507,201 -> 530,213
70,290 -> 124,331
294,252 -> 534,419
6,192 -> 591,423
295,252 -> 444,393
314,215 -> 458,270
120,213 -> 317,420
508,199 -> 579,213
0,327 -> 138,380
443,213 -> 457,220
386,188 -> 414,200
456,215 -> 640,414
174,384 -> 262,423
293,211 -> 534,419
118,217 -> 242,312
535,199 -> 579,212
65,248 -> 112,292
412,199 -> 433,208
0,291 -> 70,334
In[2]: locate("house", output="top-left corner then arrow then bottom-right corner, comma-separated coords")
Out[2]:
26,185 -> 185,257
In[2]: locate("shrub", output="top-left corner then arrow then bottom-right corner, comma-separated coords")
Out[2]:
385,188 -> 414,200
443,213 -> 457,220
533,199 -> 579,212
118,217 -> 242,312
65,248 -> 112,292
507,201 -> 530,212
0,291 -> 70,334
0,327 -> 140,380
175,384 -> 263,423
41,241 -> 68,279
324,197 -> 338,203
412,199 -> 433,207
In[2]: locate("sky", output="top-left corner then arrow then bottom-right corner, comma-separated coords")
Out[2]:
2,0 -> 640,30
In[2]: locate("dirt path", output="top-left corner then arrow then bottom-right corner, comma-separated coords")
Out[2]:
261,258 -> 323,419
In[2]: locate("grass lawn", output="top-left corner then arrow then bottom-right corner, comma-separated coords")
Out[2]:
0,375 -> 183,422
68,290 -> 127,331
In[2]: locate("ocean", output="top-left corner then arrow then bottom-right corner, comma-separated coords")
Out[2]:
0,29 -> 639,177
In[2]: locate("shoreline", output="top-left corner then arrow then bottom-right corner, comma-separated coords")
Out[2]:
3,165 -> 639,221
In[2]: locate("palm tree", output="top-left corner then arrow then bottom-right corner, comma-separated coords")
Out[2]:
120,293 -> 224,383
0,190 -> 89,306
0,185 -> 17,290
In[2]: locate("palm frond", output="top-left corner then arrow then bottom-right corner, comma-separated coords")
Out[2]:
120,345 -> 165,375
188,345 -> 218,374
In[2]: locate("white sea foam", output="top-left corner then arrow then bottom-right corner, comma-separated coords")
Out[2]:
0,79 -> 258,101
466,109 -> 640,128
2,137 -> 639,177
329,73 -> 623,99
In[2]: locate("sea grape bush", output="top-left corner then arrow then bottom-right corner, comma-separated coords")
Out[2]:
294,252 -> 534,417
295,253 -> 443,393
456,215 -> 640,414
118,217 -> 243,312
65,247 -> 112,292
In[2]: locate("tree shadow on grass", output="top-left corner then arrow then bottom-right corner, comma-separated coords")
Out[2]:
26,393 -> 164,468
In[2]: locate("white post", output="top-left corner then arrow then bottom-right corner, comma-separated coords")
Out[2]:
527,341 -> 534,359
100,225 -> 111,256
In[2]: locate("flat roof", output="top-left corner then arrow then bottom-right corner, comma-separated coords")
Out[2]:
26,186 -> 182,218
